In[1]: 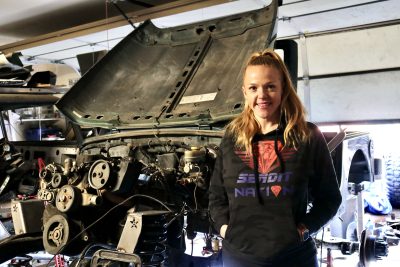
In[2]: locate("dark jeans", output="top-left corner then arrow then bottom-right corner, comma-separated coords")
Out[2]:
222,239 -> 318,267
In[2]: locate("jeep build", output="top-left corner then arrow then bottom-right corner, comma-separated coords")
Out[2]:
0,0 -> 387,266
1,1 -> 279,265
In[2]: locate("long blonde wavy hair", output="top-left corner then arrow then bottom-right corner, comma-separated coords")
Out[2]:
226,49 -> 310,153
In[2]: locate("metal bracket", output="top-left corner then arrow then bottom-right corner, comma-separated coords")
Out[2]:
348,182 -> 365,241
117,209 -> 143,253
299,33 -> 311,120
91,249 -> 142,267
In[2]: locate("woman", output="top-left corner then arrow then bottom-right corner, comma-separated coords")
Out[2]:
208,49 -> 342,267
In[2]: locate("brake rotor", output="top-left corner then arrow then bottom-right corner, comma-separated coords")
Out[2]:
359,229 -> 389,267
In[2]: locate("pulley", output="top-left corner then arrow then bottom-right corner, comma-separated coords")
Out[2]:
43,215 -> 71,255
43,214 -> 85,256
51,173 -> 68,188
88,160 -> 113,190
55,185 -> 82,213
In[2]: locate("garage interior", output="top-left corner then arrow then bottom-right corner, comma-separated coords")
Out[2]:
1,0 -> 400,266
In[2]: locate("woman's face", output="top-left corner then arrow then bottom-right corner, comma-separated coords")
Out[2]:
242,65 -> 283,123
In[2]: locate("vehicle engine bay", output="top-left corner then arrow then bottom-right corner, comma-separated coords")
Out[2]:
1,131 -> 224,266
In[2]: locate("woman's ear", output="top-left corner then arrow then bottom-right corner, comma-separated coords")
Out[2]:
242,86 -> 246,96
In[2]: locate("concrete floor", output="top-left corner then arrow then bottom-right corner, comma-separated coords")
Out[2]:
183,233 -> 400,267
317,244 -> 400,267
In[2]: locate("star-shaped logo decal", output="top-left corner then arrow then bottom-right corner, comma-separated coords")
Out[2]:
130,218 -> 138,228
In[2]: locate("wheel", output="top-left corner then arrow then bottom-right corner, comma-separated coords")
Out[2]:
385,154 -> 400,208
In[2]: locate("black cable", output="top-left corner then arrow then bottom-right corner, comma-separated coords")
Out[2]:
274,128 -> 285,173
189,239 -> 194,267
45,194 -> 173,267
126,0 -> 153,8
166,204 -> 185,228
251,138 -> 263,205
111,2 -> 136,29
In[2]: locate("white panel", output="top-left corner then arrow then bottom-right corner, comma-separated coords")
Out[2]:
303,24 -> 400,76
278,0 -> 400,37
152,0 -> 270,28
297,71 -> 400,123
281,0 -> 376,17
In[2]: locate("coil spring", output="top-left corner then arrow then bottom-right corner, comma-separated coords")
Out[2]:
135,213 -> 168,266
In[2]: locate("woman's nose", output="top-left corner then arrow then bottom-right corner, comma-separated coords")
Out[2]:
258,88 -> 268,98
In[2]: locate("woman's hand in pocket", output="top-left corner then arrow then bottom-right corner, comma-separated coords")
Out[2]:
220,224 -> 228,238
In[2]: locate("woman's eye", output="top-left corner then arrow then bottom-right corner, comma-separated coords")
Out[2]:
249,86 -> 257,92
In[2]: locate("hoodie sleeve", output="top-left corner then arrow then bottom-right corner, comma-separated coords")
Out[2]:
302,125 -> 342,234
208,137 -> 230,233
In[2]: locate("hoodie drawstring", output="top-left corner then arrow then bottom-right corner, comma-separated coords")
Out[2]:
252,139 -> 264,205
274,128 -> 285,173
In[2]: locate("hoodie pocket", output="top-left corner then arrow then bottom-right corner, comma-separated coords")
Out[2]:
224,212 -> 237,241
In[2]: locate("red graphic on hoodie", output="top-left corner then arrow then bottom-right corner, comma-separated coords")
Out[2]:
271,185 -> 282,197
235,140 -> 295,174
256,141 -> 281,173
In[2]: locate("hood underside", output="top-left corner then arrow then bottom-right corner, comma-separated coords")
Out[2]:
56,0 -> 278,129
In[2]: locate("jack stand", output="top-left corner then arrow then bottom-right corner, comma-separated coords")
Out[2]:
326,248 -> 333,267
348,182 -> 365,242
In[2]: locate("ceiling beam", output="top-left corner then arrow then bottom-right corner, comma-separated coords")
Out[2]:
0,0 -> 231,54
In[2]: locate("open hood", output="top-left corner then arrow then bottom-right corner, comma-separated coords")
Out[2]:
56,0 -> 278,129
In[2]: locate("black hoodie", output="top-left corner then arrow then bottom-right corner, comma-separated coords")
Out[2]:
208,122 -> 342,260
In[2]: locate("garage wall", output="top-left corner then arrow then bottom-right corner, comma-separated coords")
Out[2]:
291,24 -> 400,123
297,71 -> 400,123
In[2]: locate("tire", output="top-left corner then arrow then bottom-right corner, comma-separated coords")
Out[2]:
385,154 -> 400,208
